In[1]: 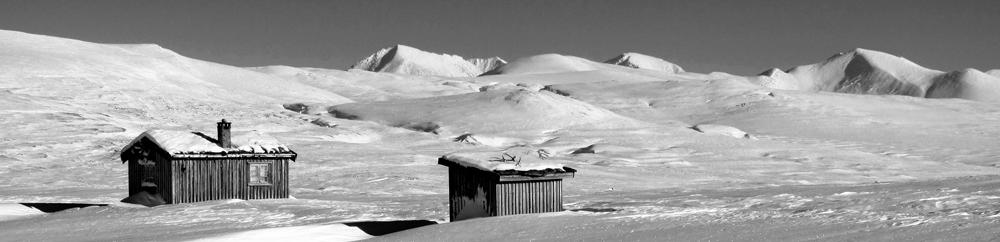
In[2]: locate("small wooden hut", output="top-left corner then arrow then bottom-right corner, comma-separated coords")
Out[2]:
438,152 -> 576,221
119,119 -> 296,205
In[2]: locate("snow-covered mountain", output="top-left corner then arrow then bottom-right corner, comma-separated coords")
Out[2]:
467,57 -> 507,74
482,54 -> 600,75
788,48 -> 942,95
987,69 -> 1000,77
754,48 -> 1000,102
751,68 -> 801,90
349,45 -> 502,77
0,29 -> 351,116
604,52 -> 684,73
926,68 -> 1000,102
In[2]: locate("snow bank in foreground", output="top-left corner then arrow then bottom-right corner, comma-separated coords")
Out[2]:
189,223 -> 372,242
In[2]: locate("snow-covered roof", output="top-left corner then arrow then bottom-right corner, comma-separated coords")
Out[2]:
122,129 -> 294,156
439,152 -> 574,175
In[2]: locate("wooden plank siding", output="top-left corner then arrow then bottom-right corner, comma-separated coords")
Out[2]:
495,179 -> 562,216
447,165 -> 566,221
170,158 -> 289,204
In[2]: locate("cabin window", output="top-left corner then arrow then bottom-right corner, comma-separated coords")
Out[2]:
248,163 -> 272,186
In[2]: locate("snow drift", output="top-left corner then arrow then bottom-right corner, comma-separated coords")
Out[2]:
349,44 -> 503,77
604,52 -> 684,73
690,124 -> 755,139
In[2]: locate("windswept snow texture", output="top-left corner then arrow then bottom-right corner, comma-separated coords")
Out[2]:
604,52 -> 684,73
757,48 -> 1000,102
349,44 -> 497,77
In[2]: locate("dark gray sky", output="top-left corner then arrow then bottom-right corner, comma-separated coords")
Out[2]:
1,0 -> 997,74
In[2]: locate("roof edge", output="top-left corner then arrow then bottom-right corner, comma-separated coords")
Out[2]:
173,152 -> 297,160
438,156 -> 575,179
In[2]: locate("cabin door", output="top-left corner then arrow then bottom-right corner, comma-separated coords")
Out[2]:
136,150 -> 157,189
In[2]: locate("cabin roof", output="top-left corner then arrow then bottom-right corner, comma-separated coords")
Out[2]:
121,129 -> 295,158
438,152 -> 575,177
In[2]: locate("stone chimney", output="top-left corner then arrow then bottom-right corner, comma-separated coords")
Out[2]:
217,119 -> 232,148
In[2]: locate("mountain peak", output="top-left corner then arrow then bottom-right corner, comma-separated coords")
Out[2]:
349,45 -> 501,77
604,52 -> 684,73
763,48 -> 1000,102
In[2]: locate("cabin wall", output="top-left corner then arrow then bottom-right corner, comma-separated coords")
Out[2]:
171,158 -> 289,204
495,179 -> 563,216
126,137 -> 174,202
448,166 -> 497,221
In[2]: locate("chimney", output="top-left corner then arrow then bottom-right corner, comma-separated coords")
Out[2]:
217,119 -> 232,148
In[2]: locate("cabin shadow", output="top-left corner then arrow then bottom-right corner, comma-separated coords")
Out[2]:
20,203 -> 107,213
343,220 -> 438,236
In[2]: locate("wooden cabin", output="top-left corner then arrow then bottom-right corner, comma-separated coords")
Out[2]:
438,152 -> 575,221
119,119 -> 296,205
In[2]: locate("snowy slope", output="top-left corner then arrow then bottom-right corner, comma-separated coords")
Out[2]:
250,65 -> 476,102
604,52 -> 684,73
349,45 -> 497,77
482,53 -> 601,75
0,30 -> 350,106
327,87 -> 646,134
